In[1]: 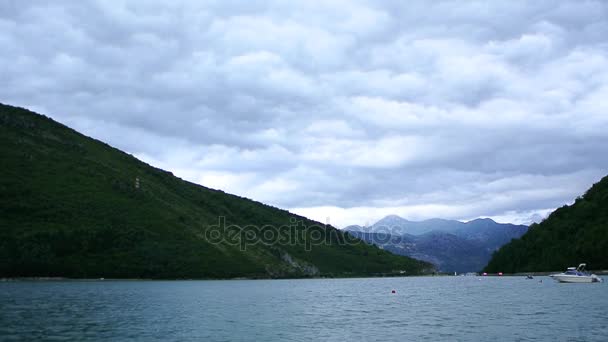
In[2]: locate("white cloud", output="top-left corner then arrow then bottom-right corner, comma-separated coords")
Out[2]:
2,0 -> 608,227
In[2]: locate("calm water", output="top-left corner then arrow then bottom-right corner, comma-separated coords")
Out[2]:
1,277 -> 607,341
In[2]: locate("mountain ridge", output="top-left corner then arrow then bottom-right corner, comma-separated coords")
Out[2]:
0,102 -> 432,279
345,216 -> 527,237
345,216 -> 528,272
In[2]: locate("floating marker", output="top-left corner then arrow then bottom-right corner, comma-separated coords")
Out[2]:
391,290 -> 396,294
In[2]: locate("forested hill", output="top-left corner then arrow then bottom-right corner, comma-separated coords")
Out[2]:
484,175 -> 608,273
0,103 -> 432,279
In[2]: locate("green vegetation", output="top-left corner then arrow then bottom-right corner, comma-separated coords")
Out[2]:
0,103 -> 432,279
484,175 -> 608,273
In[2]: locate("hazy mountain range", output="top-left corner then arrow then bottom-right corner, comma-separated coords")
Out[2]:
345,216 -> 528,273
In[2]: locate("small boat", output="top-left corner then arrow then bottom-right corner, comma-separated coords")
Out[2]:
525,275 -> 534,280
549,264 -> 603,283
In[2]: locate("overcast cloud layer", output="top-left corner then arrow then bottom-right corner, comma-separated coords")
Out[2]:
2,0 -> 608,227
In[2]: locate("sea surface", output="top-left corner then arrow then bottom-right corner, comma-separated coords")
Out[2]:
1,276 -> 606,341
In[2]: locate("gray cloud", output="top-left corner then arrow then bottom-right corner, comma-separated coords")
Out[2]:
2,0 -> 608,227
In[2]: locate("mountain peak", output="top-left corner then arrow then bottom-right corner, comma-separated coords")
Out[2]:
382,214 -> 408,221
374,215 -> 410,225
466,218 -> 497,224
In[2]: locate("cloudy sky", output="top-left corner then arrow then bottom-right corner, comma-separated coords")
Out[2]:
2,0 -> 608,227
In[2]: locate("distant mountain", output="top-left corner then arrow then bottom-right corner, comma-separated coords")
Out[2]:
457,218 -> 529,251
0,103 -> 432,279
484,175 -> 608,273
347,215 -> 526,237
352,215 -> 463,236
345,216 -> 527,273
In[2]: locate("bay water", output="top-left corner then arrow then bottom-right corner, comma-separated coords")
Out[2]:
1,276 -> 606,341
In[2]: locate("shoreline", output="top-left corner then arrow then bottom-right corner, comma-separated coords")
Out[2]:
3,270 -> 607,282
0,274 -> 428,282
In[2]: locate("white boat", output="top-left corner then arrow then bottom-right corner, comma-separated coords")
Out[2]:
549,264 -> 603,283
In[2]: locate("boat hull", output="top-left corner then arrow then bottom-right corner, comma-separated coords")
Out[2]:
550,274 -> 600,283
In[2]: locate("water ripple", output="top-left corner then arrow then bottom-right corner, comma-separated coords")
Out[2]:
1,277 -> 607,341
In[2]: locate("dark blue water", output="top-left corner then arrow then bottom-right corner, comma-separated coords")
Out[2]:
1,276 -> 606,341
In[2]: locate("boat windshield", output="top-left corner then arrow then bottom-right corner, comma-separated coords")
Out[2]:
564,269 -> 589,276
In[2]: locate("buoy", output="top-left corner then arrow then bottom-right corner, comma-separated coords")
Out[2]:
391,290 -> 396,294
498,272 -> 503,276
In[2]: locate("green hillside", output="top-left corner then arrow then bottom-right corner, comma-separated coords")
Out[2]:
484,175 -> 608,273
0,103 -> 432,279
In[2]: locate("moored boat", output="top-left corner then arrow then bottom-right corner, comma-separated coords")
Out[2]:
549,264 -> 603,283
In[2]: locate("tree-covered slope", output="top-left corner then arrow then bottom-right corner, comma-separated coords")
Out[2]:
484,175 -> 608,273
0,103 -> 432,279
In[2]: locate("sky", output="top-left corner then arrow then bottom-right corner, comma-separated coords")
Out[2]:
2,0 -> 608,227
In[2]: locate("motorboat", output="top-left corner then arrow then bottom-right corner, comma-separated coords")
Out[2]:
549,264 -> 603,283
